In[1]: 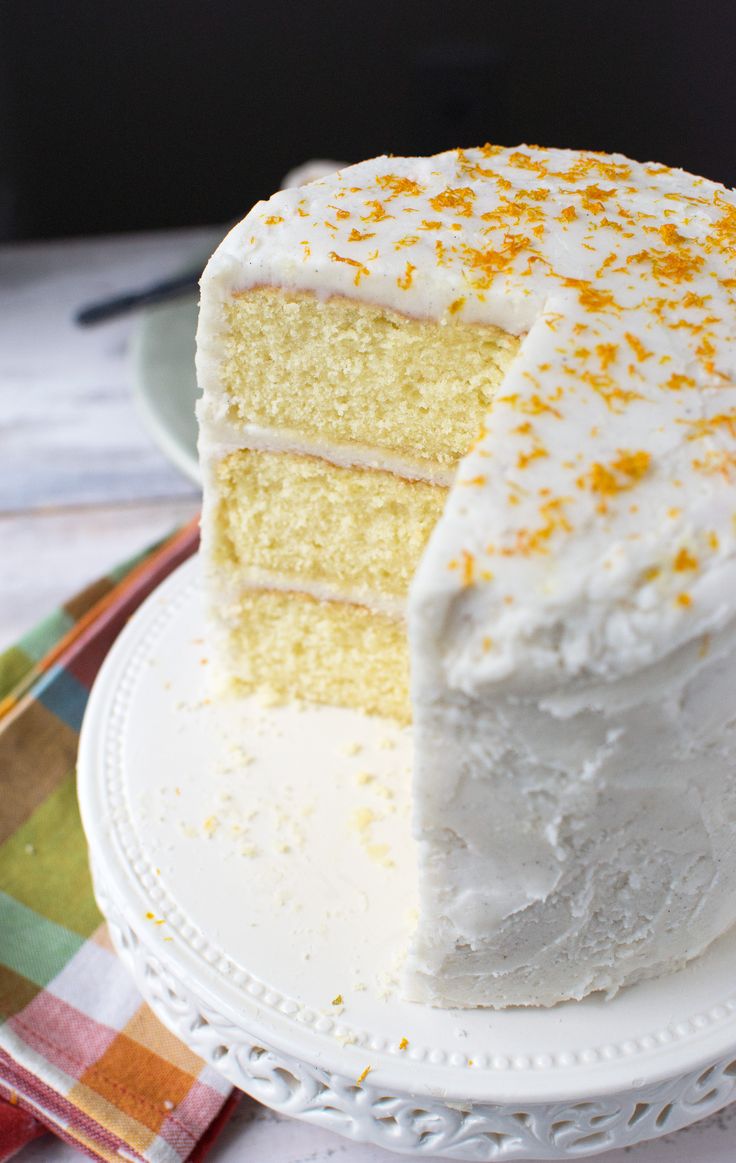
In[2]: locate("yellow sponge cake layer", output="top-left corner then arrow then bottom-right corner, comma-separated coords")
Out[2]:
223,290 -> 519,469
223,588 -> 410,722
213,449 -> 448,600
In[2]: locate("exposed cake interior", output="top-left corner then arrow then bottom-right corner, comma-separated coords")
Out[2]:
220,589 -> 410,721
213,450 -> 449,601
222,289 -> 519,468
204,288 -> 520,718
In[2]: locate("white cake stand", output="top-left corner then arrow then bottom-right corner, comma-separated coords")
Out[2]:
77,557 -> 736,1160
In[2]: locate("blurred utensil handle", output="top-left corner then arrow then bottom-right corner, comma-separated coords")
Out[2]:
75,268 -> 201,326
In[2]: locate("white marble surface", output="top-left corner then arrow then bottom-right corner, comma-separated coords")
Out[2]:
4,231 -> 736,1162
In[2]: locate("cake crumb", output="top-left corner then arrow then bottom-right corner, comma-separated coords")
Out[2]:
335,1030 -> 357,1046
226,743 -> 255,767
351,807 -> 377,832
367,843 -> 395,868
398,1036 -> 409,1051
373,783 -> 395,801
256,685 -> 281,708
341,741 -> 363,756
331,993 -> 343,1006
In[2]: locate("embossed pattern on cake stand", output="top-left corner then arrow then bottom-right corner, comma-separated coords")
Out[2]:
78,557 -> 736,1160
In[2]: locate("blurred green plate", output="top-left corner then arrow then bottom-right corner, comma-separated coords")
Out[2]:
132,235 -> 222,487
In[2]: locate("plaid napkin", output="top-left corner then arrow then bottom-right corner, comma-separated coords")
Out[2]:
0,520 -> 239,1162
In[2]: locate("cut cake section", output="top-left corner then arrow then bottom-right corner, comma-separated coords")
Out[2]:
199,286 -> 519,717
213,449 -> 449,603
217,588 -> 410,722
222,289 -> 519,471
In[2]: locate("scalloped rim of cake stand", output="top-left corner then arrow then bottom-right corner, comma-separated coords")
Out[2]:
78,556 -> 736,1119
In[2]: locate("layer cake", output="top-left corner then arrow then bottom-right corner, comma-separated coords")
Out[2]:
196,145 -> 736,1007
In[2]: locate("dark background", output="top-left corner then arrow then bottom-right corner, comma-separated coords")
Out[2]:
2,0 -> 735,241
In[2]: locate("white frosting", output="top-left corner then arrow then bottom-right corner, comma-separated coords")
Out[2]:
209,568 -> 405,620
199,423 -> 454,487
196,145 -> 736,1006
